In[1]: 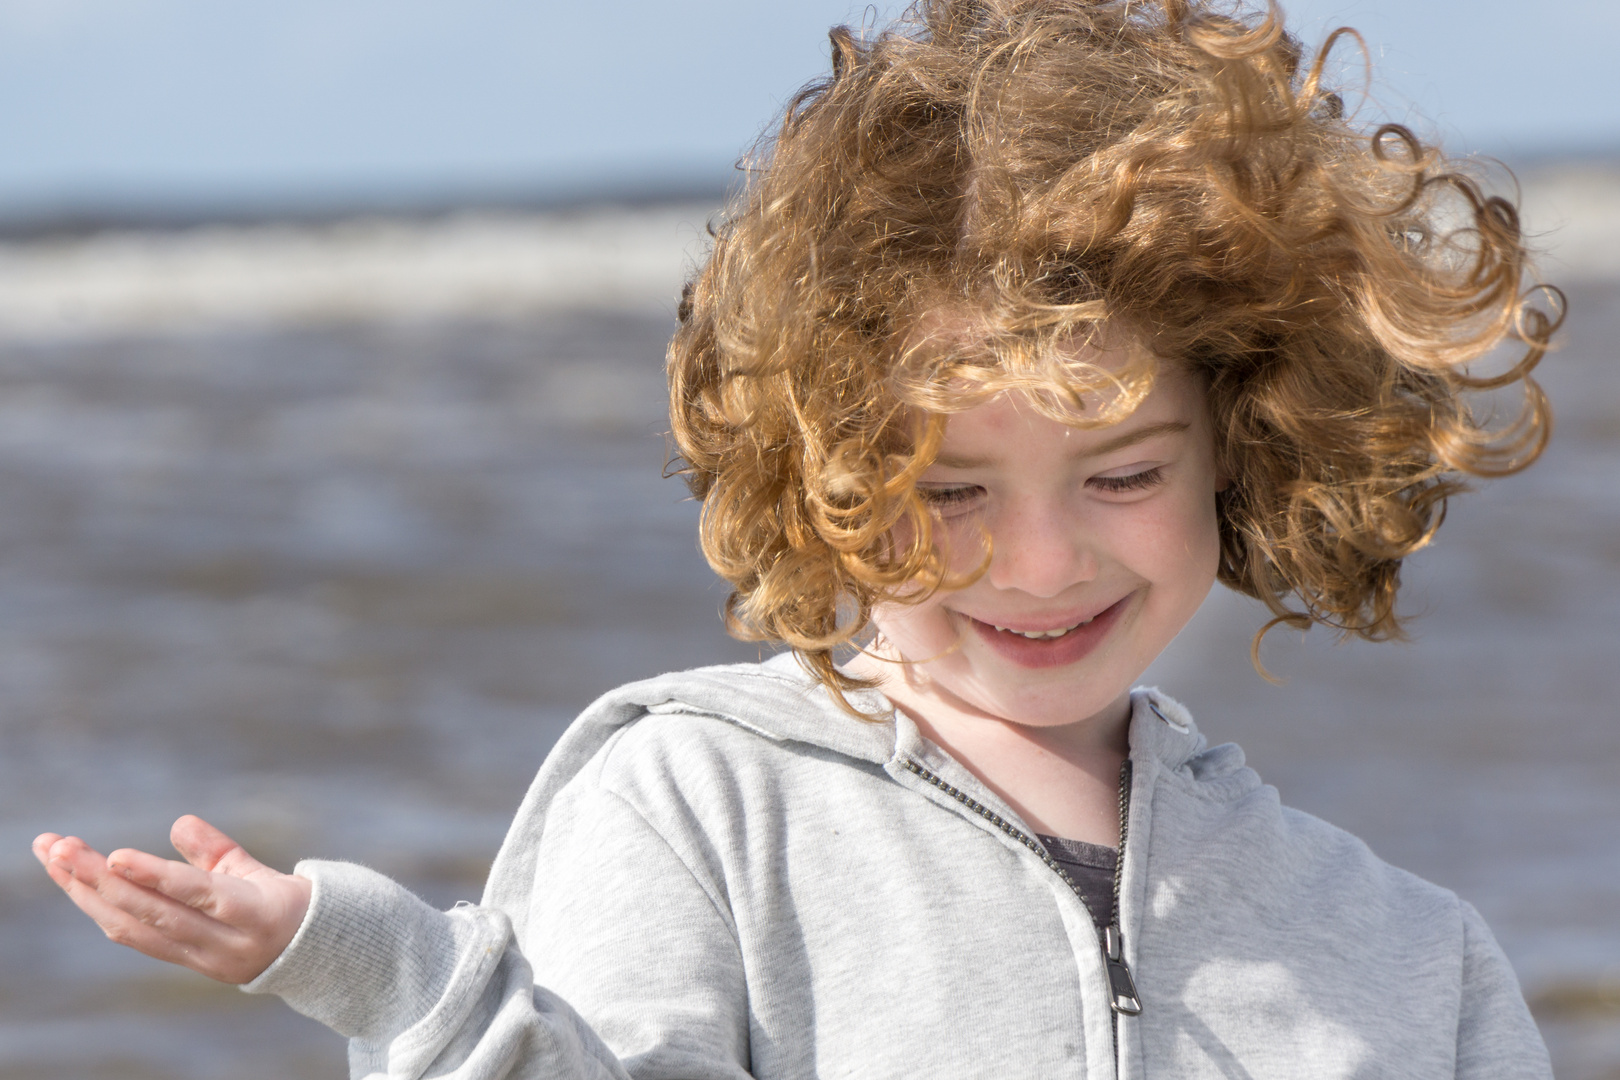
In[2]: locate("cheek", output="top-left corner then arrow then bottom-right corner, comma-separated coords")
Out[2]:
1119,485 -> 1222,588
937,516 -> 992,576
1163,490 -> 1223,584
889,509 -> 990,583
869,596 -> 955,659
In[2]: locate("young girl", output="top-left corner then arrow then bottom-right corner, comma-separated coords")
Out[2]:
34,0 -> 1561,1075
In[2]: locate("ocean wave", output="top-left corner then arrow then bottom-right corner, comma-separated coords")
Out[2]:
0,164 -> 1614,343
0,205 -> 717,341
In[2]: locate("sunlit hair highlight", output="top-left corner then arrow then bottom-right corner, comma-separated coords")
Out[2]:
667,0 -> 1560,706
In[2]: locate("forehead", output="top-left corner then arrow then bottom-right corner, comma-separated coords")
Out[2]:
900,306 -> 1175,403
905,308 -> 1134,363
934,363 -> 1205,451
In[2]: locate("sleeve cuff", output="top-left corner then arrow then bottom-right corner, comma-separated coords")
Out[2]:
240,859 -> 458,1041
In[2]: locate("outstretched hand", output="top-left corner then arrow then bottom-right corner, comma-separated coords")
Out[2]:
33,815 -> 311,985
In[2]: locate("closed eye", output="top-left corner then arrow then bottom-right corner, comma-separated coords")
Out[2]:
917,484 -> 984,511
1088,466 -> 1166,494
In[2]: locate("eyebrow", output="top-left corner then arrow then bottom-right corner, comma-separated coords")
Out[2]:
933,420 -> 1192,470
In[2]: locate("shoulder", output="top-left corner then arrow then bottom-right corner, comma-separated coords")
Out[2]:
570,657 -> 903,828
576,653 -> 896,772
1128,692 -> 1507,1065
530,655 -> 880,794
1131,688 -> 1463,929
482,656 -> 897,918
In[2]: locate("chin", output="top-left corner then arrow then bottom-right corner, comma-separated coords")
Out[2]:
972,679 -> 1127,730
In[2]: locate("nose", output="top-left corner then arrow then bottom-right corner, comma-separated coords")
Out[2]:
982,493 -> 1098,598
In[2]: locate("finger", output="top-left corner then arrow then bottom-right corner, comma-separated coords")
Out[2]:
45,837 -> 209,939
110,847 -> 295,947
37,833 -> 89,890
33,832 -> 65,871
169,815 -> 272,880
47,838 -> 218,935
67,877 -> 241,975
51,837 -> 188,921
39,834 -> 285,984
57,846 -> 250,959
87,863 -> 300,984
106,846 -> 221,908
44,834 -> 110,884
106,845 -> 281,933
52,838 -> 209,931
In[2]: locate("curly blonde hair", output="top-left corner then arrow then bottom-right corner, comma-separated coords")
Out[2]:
667,0 -> 1559,701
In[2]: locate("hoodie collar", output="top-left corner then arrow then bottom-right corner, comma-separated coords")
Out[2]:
1126,686 -> 1208,773
607,656 -> 1208,780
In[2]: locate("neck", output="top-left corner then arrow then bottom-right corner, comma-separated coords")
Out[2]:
848,651 -> 1132,844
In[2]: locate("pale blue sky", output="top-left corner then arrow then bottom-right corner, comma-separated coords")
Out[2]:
0,0 -> 1611,216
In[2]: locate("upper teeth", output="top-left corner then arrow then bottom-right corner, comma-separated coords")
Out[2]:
993,619 -> 1092,639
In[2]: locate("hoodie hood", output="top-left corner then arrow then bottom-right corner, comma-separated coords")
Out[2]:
484,652 -> 1234,919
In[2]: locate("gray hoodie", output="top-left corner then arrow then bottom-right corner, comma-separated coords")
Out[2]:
247,654 -> 1551,1079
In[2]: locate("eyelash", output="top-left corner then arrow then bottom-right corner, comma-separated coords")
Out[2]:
918,466 -> 1167,507
1088,466 -> 1166,494
918,486 -> 981,508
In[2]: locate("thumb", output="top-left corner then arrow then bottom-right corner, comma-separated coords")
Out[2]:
170,815 -> 272,879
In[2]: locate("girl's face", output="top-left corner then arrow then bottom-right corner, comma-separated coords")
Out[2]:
867,352 -> 1223,732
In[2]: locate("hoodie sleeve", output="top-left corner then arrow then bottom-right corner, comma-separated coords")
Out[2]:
1454,900 -> 1552,1079
241,777 -> 752,1080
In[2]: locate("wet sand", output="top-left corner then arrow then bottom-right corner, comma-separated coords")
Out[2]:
0,200 -> 1615,1077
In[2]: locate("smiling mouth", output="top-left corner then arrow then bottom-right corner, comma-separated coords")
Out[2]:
988,617 -> 1095,639
961,595 -> 1131,669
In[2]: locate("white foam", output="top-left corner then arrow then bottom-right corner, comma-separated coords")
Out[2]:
0,204 -> 719,341
0,165 -> 1612,343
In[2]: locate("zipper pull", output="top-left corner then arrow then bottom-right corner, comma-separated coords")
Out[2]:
1105,925 -> 1143,1015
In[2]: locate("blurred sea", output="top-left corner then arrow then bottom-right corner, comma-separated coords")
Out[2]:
0,164 -> 1616,1079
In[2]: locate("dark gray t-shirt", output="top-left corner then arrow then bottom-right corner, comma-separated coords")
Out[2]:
1037,835 -> 1117,936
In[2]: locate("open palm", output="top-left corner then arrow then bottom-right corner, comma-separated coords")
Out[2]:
33,815 -> 311,985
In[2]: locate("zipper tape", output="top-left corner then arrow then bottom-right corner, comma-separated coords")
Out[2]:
899,758 -> 1143,1016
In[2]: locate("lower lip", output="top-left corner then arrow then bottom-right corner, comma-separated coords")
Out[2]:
963,596 -> 1131,670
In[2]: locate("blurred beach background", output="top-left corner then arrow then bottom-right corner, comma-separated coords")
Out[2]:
0,1 -> 1616,1077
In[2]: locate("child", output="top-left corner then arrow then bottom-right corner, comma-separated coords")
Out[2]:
34,0 -> 1560,1075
